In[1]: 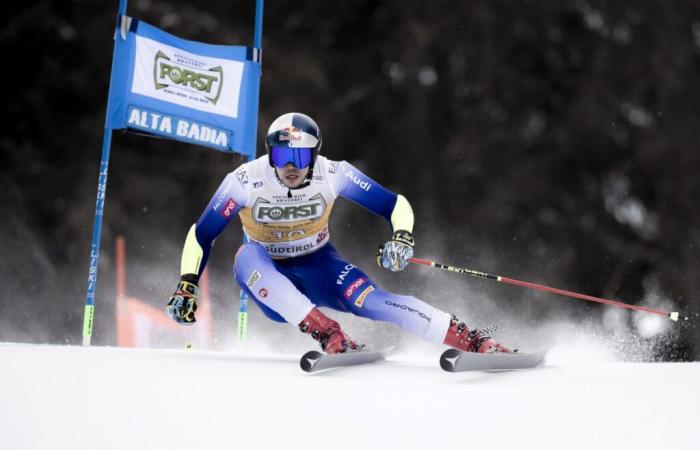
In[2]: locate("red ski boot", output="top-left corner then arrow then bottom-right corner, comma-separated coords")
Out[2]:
443,315 -> 511,353
298,308 -> 363,354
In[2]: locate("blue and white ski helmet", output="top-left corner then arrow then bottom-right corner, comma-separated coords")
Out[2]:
265,112 -> 322,168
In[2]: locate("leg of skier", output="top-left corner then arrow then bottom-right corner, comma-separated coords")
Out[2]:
325,246 -> 511,354
233,242 -> 362,353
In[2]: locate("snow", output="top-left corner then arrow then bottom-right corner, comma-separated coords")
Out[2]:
1,343 -> 698,450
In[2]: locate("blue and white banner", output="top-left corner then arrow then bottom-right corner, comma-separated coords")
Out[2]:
106,17 -> 261,156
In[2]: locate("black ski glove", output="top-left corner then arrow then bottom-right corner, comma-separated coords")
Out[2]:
166,279 -> 199,325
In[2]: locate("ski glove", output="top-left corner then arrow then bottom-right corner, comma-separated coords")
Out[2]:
166,280 -> 199,325
376,230 -> 414,272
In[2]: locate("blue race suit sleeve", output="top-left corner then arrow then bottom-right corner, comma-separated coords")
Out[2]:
183,170 -> 247,279
332,160 -> 398,222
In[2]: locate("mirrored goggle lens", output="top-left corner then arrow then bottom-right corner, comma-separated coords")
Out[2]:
270,147 -> 312,168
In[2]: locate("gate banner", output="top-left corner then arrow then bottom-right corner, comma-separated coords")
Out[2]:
106,16 -> 261,156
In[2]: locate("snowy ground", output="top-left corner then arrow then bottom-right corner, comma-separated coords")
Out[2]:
1,343 -> 698,450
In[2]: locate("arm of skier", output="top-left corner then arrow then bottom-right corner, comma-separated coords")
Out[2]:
166,170 -> 247,324
330,161 -> 415,271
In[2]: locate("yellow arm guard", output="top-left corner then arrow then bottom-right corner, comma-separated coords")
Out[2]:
180,224 -> 204,277
390,194 -> 414,234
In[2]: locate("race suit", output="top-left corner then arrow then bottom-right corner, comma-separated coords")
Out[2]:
178,155 -> 451,343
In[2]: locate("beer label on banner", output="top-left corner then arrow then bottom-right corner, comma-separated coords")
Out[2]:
131,35 -> 244,119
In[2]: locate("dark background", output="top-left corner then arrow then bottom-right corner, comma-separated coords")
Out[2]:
2,0 -> 699,359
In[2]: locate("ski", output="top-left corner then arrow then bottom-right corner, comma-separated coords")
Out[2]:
440,349 -> 547,372
300,346 -> 395,373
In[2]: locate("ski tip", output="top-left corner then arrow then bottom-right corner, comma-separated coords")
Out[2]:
669,312 -> 679,322
300,350 -> 323,372
439,349 -> 461,372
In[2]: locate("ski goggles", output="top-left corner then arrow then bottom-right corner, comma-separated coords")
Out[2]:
270,147 -> 313,169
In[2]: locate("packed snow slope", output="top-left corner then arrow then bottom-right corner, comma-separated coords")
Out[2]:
1,343 -> 698,450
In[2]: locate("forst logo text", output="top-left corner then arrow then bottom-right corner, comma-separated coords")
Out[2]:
154,51 -> 223,105
252,194 -> 326,223
257,203 -> 321,221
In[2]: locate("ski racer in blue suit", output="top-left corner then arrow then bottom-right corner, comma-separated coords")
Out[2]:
167,112 -> 511,354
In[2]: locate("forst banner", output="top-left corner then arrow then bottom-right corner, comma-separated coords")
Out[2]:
106,17 -> 261,156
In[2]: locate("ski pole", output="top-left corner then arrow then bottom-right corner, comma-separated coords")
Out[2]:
185,328 -> 193,350
409,257 -> 682,321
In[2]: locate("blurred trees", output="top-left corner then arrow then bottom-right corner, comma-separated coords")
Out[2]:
1,0 -> 699,358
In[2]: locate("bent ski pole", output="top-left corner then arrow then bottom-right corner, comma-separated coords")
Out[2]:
409,257 -> 681,321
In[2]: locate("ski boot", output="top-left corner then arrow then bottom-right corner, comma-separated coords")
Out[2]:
443,315 -> 511,353
298,308 -> 363,354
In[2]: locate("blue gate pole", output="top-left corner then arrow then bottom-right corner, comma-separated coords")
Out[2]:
82,132 -> 113,346
237,0 -> 264,345
82,0 -> 129,346
254,0 -> 264,48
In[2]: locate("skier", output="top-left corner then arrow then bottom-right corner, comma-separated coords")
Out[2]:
167,112 -> 511,354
